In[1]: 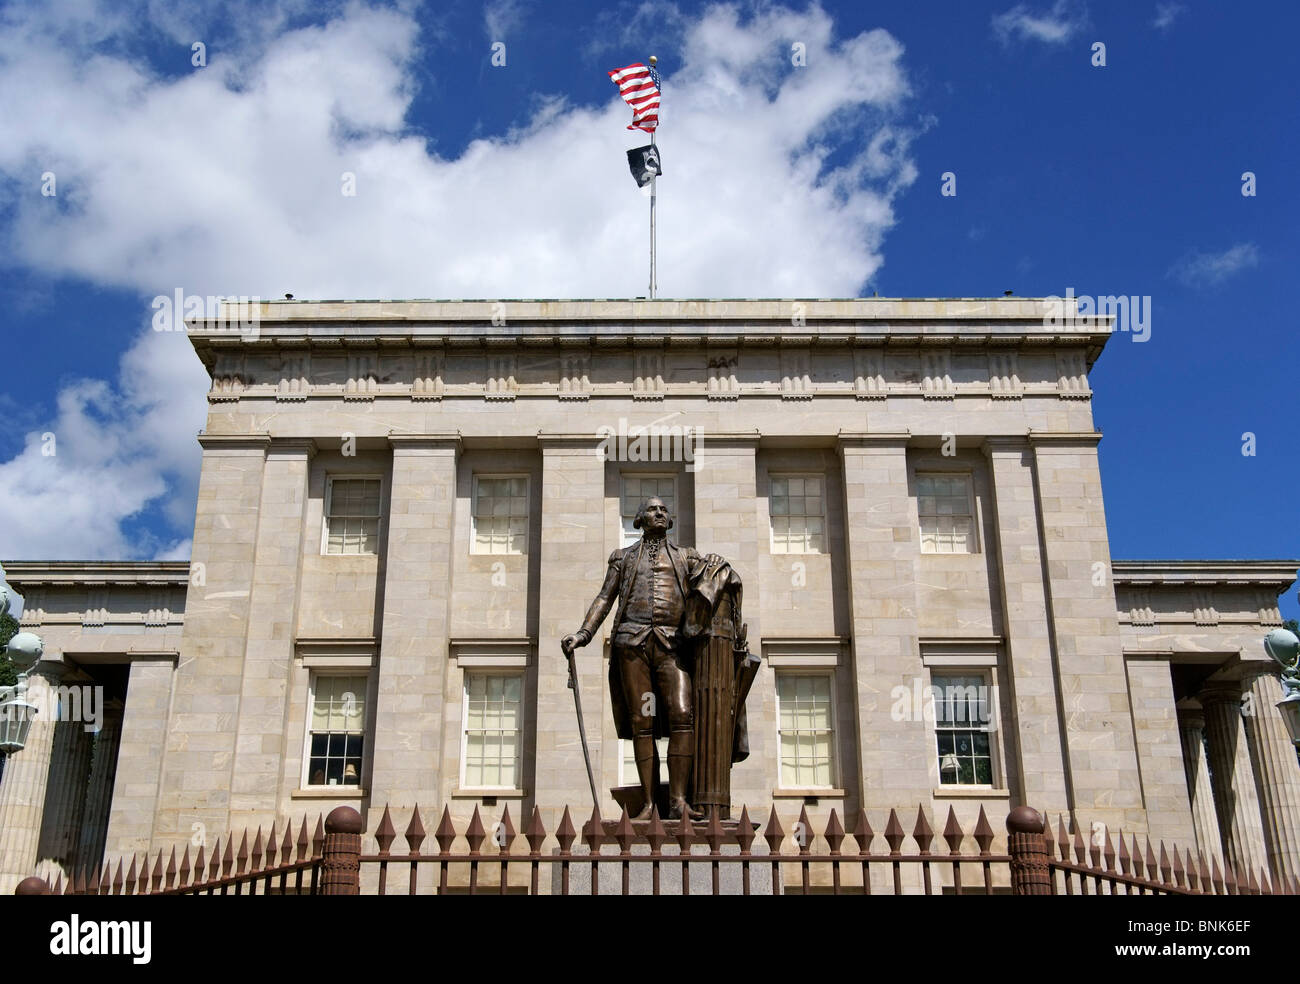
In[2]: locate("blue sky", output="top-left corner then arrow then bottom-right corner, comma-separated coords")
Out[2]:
0,0 -> 1295,615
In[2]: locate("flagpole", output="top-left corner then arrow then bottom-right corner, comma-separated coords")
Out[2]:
648,54 -> 657,300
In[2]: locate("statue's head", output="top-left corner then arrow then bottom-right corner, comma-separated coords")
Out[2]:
633,496 -> 673,535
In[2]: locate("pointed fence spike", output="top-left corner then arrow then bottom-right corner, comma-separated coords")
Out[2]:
912,805 -> 934,855
435,806 -> 458,853
942,806 -> 964,856
375,805 -> 396,856
883,808 -> 905,855
823,809 -> 845,856
405,805 -> 427,854
524,806 -> 548,854
734,805 -> 755,853
973,806 -> 994,855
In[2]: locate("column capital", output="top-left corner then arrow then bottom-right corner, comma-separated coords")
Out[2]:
266,437 -> 317,459
387,432 -> 462,453
1027,430 -> 1103,450
1199,682 -> 1244,707
837,431 -> 910,452
982,435 -> 1031,456
196,432 -> 272,453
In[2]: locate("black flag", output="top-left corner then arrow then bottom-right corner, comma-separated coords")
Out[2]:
626,144 -> 663,187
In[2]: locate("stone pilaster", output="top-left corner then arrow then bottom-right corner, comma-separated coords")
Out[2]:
76,703 -> 123,874
983,438 -> 1069,814
692,434 -> 765,805
103,660 -> 176,858
1123,657 -> 1197,849
1178,708 -> 1224,866
1030,433 -> 1143,829
838,434 -> 931,810
1201,684 -> 1269,877
535,434 -> 610,823
228,438 -> 315,831
0,658 -> 66,894
155,434 -> 269,848
368,434 -> 460,821
1240,666 -> 1300,883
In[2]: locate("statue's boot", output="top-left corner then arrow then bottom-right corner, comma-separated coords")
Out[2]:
632,734 -> 657,821
666,748 -> 703,821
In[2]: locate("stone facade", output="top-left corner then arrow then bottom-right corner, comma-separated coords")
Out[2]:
1,298 -> 1296,893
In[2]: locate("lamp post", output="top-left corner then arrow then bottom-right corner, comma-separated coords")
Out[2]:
0,573 -> 45,756
1264,626 -> 1300,746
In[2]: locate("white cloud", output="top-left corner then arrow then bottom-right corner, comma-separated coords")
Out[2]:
1152,2 -> 1185,31
992,0 -> 1087,45
0,0 -> 919,560
484,0 -> 525,41
1167,243 -> 1260,287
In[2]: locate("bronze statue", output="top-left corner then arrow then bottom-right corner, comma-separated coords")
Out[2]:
562,496 -> 756,821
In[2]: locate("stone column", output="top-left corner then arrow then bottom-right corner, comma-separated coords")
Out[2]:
35,710 -> 95,883
1240,665 -> 1300,883
1201,684 -> 1268,877
76,702 -> 123,875
0,658 -> 66,894
103,660 -> 177,858
154,434 -> 269,849
1178,708 -> 1224,866
228,438 -> 315,831
982,438 -> 1069,815
692,434 -> 765,806
1029,433 -> 1143,830
368,434 -> 460,823
535,434 -> 609,824
837,434 -> 931,811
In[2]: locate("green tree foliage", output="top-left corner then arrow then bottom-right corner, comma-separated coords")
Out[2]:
0,612 -> 17,688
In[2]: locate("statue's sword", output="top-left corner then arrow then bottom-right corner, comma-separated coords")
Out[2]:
565,647 -> 601,808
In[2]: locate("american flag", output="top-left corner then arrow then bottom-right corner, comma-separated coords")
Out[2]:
608,62 -> 661,132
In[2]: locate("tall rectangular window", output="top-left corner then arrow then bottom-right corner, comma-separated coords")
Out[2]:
324,477 -> 381,555
472,476 -> 529,555
462,673 -> 523,789
621,475 -> 676,547
306,674 -> 366,787
933,673 -> 994,785
776,673 -> 834,788
917,474 -> 976,554
769,474 -> 825,553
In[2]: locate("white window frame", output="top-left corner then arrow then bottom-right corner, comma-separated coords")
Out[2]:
301,670 -> 372,790
459,669 -> 526,792
916,471 -> 979,555
619,473 -> 678,548
768,472 -> 828,555
321,474 -> 384,556
618,737 -> 670,787
928,667 -> 1000,789
774,670 -> 838,791
470,473 -> 530,556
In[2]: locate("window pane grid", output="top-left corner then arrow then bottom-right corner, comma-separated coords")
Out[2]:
325,479 -> 381,555
917,475 -> 975,554
933,674 -> 994,785
776,674 -> 834,788
621,476 -> 676,547
473,477 -> 528,554
769,475 -> 825,554
308,675 -> 366,786
463,673 -> 523,789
